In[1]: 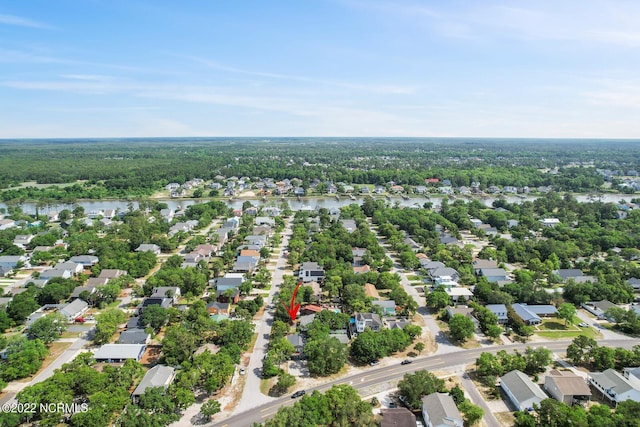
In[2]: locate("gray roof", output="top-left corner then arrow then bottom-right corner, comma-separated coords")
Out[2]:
286,334 -> 304,348
525,305 -> 558,316
355,312 -> 382,326
300,261 -> 323,271
381,408 -> 417,427
216,277 -> 243,288
430,267 -> 459,278
512,303 -> 542,323
555,269 -> 584,280
118,329 -> 150,344
94,344 -> 146,361
500,370 -> 547,405
421,393 -> 462,427
150,287 -> 180,299
373,300 -> 396,310
60,299 -> 88,318
132,365 -> 176,397
589,369 -> 635,396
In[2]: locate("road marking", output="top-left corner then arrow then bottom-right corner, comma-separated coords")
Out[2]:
261,412 -> 275,418
260,403 -> 282,412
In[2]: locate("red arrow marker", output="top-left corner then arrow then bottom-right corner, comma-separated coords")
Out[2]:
281,280 -> 302,322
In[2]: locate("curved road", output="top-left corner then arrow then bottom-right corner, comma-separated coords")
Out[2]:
210,338 -> 636,426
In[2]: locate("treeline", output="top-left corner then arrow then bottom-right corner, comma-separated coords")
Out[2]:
1,138 -> 631,199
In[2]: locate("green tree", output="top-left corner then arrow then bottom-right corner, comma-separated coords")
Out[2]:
397,370 -> 446,410
140,305 -> 169,331
426,290 -> 451,309
200,400 -> 221,420
449,314 -> 475,342
557,303 -> 577,326
272,371 -> 296,395
459,400 -> 484,426
305,337 -> 347,376
27,313 -> 67,344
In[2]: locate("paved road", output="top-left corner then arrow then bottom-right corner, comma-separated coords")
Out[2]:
367,218 -> 456,354
233,218 -> 294,413
210,338 -> 635,427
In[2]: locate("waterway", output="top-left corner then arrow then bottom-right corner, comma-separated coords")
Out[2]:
0,193 -> 633,216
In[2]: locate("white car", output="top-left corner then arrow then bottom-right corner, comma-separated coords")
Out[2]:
239,367 -> 246,375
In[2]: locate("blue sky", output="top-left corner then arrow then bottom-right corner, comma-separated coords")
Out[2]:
1,0 -> 639,138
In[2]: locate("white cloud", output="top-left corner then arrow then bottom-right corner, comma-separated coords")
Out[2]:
0,13 -> 53,29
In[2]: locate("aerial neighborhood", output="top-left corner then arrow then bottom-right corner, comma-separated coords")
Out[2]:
1,141 -> 640,426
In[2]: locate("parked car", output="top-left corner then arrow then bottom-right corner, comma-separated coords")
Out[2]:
400,360 -> 413,365
74,317 -> 86,323
291,390 -> 306,398
369,360 -> 380,366
578,322 -> 589,327
239,367 -> 246,375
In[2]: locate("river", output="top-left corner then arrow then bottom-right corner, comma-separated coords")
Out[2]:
0,193 -> 633,216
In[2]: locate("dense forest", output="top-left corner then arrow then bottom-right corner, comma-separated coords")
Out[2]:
0,138 -> 638,201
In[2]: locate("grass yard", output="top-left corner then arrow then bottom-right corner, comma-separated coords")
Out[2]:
536,319 -> 600,339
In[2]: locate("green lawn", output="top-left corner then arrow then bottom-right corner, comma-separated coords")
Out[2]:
536,318 -> 600,339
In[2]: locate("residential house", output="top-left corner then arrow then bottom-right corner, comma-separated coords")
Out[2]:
439,234 -> 459,245
299,304 -> 324,316
588,369 -> 640,404
139,297 -> 172,313
59,299 -> 88,321
118,329 -> 151,345
0,218 -> 16,230
233,256 -> 259,273
477,268 -> 509,283
429,267 -> 460,282
554,269 -> 586,282
421,393 -> 463,427
98,269 -> 127,279
69,255 -> 100,268
511,303 -> 557,325
131,365 -> 176,402
541,218 -> 561,227
500,370 -> 548,411
472,259 -> 499,274
255,216 -> 275,226
150,287 -> 180,303
623,367 -> 640,389
40,267 -> 73,280
373,300 -> 396,316
354,312 -> 382,333
13,234 -> 33,248
70,277 -> 109,299
341,219 -> 357,233
299,262 -> 325,283
0,255 -> 27,271
420,260 -> 445,272
380,408 -> 417,427
135,244 -> 161,255
544,370 -> 592,405
206,301 -> 230,315
581,301 -> 617,320
353,265 -> 371,274
56,261 -> 84,275
94,344 -> 146,363
244,235 -> 267,248
627,278 -> 640,293
486,304 -> 509,324
352,248 -> 367,266
287,334 -> 305,357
